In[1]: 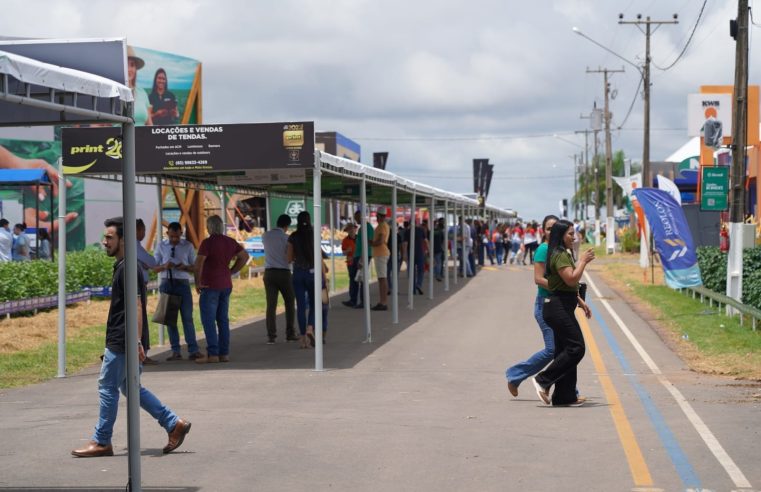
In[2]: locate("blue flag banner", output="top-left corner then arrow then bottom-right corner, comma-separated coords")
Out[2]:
632,188 -> 703,289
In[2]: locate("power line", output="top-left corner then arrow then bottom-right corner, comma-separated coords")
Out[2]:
351,127 -> 684,142
615,76 -> 644,130
751,4 -> 761,26
653,0 -> 708,71
352,132 -> 575,142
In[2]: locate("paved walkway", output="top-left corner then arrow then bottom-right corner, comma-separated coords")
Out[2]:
0,264 -> 759,491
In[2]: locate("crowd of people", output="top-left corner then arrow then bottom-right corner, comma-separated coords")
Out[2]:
67,208 -> 596,458
0,219 -> 52,262
133,217 -> 249,365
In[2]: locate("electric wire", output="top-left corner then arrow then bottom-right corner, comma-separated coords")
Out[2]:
615,76 -> 644,130
751,4 -> 761,27
652,0 -> 708,71
352,127 -> 684,142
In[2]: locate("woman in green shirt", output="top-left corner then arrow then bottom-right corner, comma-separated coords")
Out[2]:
532,219 -> 594,406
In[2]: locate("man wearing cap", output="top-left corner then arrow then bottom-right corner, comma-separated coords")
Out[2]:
370,207 -> 391,311
126,46 -> 153,126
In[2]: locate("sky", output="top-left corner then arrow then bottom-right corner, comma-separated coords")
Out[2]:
0,0 -> 755,220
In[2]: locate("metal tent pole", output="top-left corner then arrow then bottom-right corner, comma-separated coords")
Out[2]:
313,151 -> 324,370
265,192 -> 271,231
453,202 -> 458,286
444,200 -> 450,292
123,120 -> 142,492
219,191 -> 227,233
391,184 -> 399,324
156,178 -> 164,347
360,176 -> 372,342
461,204 -> 466,278
329,199 -> 336,294
428,197 -> 434,300
56,157 -> 67,378
408,191 -> 416,309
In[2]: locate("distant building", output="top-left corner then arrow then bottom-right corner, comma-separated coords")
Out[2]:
316,131 -> 361,162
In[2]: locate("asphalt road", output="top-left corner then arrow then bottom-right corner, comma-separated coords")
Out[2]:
0,262 -> 758,492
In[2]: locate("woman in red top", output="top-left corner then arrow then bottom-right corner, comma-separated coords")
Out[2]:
193,215 -> 249,363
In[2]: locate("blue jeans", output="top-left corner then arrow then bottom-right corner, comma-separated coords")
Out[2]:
293,267 -> 316,335
199,287 -> 232,356
93,348 -> 178,445
506,295 -> 555,387
434,250 -> 444,279
160,279 -> 199,354
495,243 -> 504,265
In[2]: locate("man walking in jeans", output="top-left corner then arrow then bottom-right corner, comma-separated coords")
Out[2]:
71,217 -> 190,457
262,214 -> 298,344
154,222 -> 202,361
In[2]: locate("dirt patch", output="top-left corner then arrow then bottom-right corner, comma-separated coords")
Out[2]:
0,277 -> 265,354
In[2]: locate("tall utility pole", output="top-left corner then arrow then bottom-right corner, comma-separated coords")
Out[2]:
730,2 -> 748,224
588,67 -> 624,253
619,14 -> 678,188
727,0 -> 749,307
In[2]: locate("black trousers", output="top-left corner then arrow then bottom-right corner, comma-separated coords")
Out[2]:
535,294 -> 586,405
264,269 -> 296,339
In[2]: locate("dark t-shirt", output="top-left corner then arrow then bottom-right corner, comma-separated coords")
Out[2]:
106,259 -> 147,353
288,230 -> 314,270
149,90 -> 179,125
198,234 -> 244,289
403,227 -> 426,261
433,228 -> 444,253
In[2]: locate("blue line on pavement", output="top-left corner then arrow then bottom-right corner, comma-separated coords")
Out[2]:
588,301 -> 702,489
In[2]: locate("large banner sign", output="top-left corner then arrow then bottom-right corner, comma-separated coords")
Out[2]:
62,122 -> 315,174
632,188 -> 702,289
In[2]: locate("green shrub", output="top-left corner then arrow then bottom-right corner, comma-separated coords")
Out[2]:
696,246 -> 726,293
696,245 -> 761,310
0,248 -> 115,302
619,226 -> 640,253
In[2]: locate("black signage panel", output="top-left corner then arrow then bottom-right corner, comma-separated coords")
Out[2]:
62,122 -> 315,175
62,126 -> 124,175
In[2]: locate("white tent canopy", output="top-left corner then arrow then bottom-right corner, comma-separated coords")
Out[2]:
0,49 -> 132,102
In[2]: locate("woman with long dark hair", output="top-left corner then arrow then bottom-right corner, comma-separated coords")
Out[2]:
149,68 -> 179,125
505,214 -> 559,396
532,219 -> 594,406
287,211 -> 317,349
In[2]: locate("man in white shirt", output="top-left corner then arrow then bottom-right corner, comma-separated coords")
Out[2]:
262,214 -> 297,344
0,219 -> 12,262
154,222 -> 202,361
